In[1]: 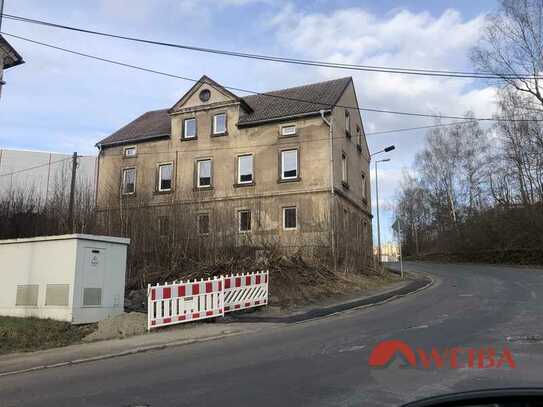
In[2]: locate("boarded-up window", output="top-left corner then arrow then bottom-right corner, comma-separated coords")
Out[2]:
83,288 -> 102,306
46,284 -> 69,306
16,285 -> 39,306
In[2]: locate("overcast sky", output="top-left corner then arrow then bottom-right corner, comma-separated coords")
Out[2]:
0,0 -> 500,243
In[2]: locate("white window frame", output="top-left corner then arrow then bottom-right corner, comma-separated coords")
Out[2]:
237,154 -> 254,184
238,209 -> 251,233
124,146 -> 137,157
280,124 -> 297,137
158,163 -> 173,192
183,117 -> 197,139
213,113 -> 227,135
281,149 -> 298,180
283,206 -> 297,230
122,168 -> 136,195
197,159 -> 213,188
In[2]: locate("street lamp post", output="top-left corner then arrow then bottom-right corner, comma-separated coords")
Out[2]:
369,145 -> 395,265
374,158 -> 390,264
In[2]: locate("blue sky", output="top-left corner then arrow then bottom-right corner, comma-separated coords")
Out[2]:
0,0 -> 500,244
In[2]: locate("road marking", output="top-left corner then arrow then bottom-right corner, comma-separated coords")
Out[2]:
338,345 -> 366,353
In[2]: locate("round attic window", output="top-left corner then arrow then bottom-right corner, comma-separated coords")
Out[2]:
199,89 -> 211,102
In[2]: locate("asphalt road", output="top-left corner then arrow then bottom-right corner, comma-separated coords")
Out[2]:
1,262 -> 543,407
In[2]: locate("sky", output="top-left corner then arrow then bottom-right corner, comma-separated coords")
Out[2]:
0,0 -> 500,244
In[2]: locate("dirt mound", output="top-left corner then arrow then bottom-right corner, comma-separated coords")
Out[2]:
83,312 -> 147,342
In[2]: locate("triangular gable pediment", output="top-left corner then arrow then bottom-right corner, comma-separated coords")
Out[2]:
169,75 -> 252,113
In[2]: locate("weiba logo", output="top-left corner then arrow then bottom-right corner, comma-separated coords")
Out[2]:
368,340 -> 516,369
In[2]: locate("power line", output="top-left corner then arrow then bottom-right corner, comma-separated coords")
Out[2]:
4,31 -> 540,124
0,156 -> 72,178
366,120 -> 480,136
3,13 -> 542,80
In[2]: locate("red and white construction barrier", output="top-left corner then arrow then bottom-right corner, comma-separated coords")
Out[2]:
148,277 -> 224,329
224,271 -> 268,313
148,271 -> 269,330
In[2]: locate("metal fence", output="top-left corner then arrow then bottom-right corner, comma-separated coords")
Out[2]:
148,271 -> 268,330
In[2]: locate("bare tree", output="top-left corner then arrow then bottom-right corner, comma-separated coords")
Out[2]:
472,0 -> 543,106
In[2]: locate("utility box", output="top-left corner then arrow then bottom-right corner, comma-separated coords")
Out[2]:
0,234 -> 130,324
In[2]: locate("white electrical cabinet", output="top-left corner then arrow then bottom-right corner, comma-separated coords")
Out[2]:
0,234 -> 130,324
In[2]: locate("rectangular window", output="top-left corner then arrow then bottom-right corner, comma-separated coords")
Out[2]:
356,125 -> 362,146
341,153 -> 348,185
124,146 -> 136,157
239,210 -> 251,232
345,111 -> 351,137
158,216 -> 169,237
281,125 -> 296,136
183,118 -> 197,139
361,172 -> 366,199
281,149 -> 298,180
122,168 -> 136,195
198,213 -> 210,235
197,159 -> 212,188
213,113 -> 227,135
158,163 -> 173,191
238,154 -> 254,184
283,207 -> 297,230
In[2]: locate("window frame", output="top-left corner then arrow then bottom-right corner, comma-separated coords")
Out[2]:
345,110 -> 351,138
157,162 -> 173,192
121,167 -> 136,195
158,216 -> 170,237
196,158 -> 213,189
341,152 -> 349,188
197,213 -> 210,235
238,209 -> 252,233
124,146 -> 137,158
280,148 -> 299,181
237,154 -> 254,185
280,124 -> 297,137
212,112 -> 227,136
283,206 -> 297,230
182,117 -> 197,140
361,172 -> 367,200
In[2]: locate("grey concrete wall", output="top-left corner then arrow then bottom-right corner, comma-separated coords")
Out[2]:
0,149 -> 96,202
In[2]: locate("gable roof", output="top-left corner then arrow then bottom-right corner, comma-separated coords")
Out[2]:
98,109 -> 170,147
170,75 -> 252,113
0,35 -> 24,69
238,77 -> 351,126
97,76 -> 353,147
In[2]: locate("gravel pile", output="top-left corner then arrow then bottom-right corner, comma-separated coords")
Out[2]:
83,312 -> 147,342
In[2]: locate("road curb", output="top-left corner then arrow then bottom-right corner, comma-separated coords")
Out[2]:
230,273 -> 434,324
0,330 -> 246,378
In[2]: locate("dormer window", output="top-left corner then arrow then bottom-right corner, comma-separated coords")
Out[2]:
213,113 -> 227,135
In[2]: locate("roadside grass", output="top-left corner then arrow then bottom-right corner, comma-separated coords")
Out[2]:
0,316 -> 95,355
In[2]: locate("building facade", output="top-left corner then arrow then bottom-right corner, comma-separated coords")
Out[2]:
0,34 -> 23,99
95,76 -> 373,265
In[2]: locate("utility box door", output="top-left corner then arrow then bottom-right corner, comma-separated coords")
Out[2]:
81,247 -> 106,307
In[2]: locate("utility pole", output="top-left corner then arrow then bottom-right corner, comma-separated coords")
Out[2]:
398,219 -> 404,279
0,0 -> 5,31
68,152 -> 78,233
